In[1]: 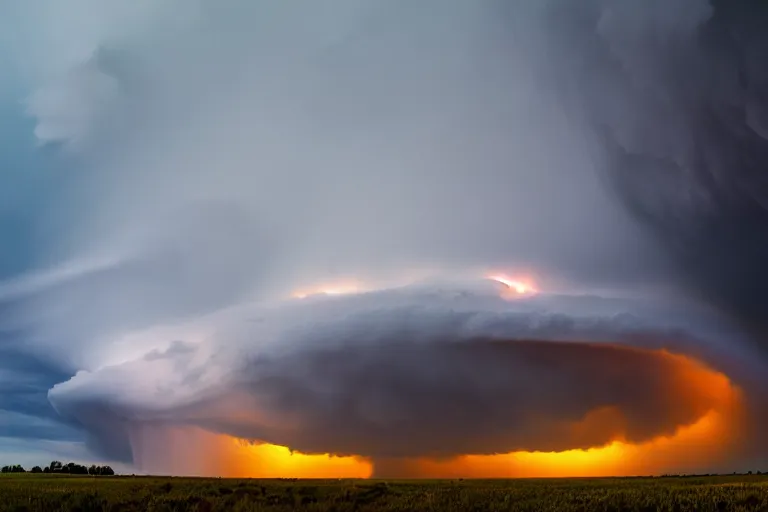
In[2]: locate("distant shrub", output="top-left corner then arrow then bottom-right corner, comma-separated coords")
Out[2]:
0,465 -> 26,473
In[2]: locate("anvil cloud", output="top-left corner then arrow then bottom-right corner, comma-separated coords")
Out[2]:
1,0 -> 767,476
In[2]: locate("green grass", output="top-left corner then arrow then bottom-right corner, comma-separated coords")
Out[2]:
2,474 -> 768,511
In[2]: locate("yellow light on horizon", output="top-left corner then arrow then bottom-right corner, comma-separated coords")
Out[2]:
208,348 -> 743,479
220,440 -> 373,479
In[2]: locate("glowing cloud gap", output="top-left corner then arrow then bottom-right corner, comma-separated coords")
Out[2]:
291,281 -> 363,300
487,274 -> 538,298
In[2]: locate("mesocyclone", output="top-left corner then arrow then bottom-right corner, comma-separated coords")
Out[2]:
47,277 -> 756,477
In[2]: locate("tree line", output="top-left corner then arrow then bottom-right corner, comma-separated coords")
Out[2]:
1,461 -> 115,475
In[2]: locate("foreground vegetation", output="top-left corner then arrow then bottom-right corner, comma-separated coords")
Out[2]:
2,473 -> 768,511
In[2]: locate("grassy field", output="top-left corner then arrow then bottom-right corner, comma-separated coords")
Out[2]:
1,474 -> 768,511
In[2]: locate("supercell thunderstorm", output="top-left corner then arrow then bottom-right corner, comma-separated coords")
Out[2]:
45,279 -> 750,476
2,0 -> 768,476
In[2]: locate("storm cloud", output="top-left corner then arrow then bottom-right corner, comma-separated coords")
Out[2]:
44,282 -> 752,473
514,0 -> 768,345
2,0 -> 768,475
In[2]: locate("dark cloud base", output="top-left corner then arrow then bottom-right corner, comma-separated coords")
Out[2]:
223,338 -> 728,458
48,332 -> 742,465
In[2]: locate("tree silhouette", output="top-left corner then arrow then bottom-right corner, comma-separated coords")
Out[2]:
1,461 -> 115,476
99,466 -> 115,476
1,465 -> 26,473
61,462 -> 89,475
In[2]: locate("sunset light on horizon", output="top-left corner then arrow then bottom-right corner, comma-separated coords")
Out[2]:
168,346 -> 744,479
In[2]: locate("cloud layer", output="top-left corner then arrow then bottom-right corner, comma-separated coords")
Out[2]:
44,282 -> 753,474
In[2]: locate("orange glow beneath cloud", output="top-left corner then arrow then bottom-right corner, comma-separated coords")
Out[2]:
377,405 -> 741,478
207,273 -> 746,477
130,426 -> 373,478
217,441 -> 373,479
198,349 -> 743,479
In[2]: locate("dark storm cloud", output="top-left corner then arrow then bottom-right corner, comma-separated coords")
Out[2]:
514,0 -> 768,345
211,339 -> 720,458
0,346 -> 82,443
46,285 -> 751,464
